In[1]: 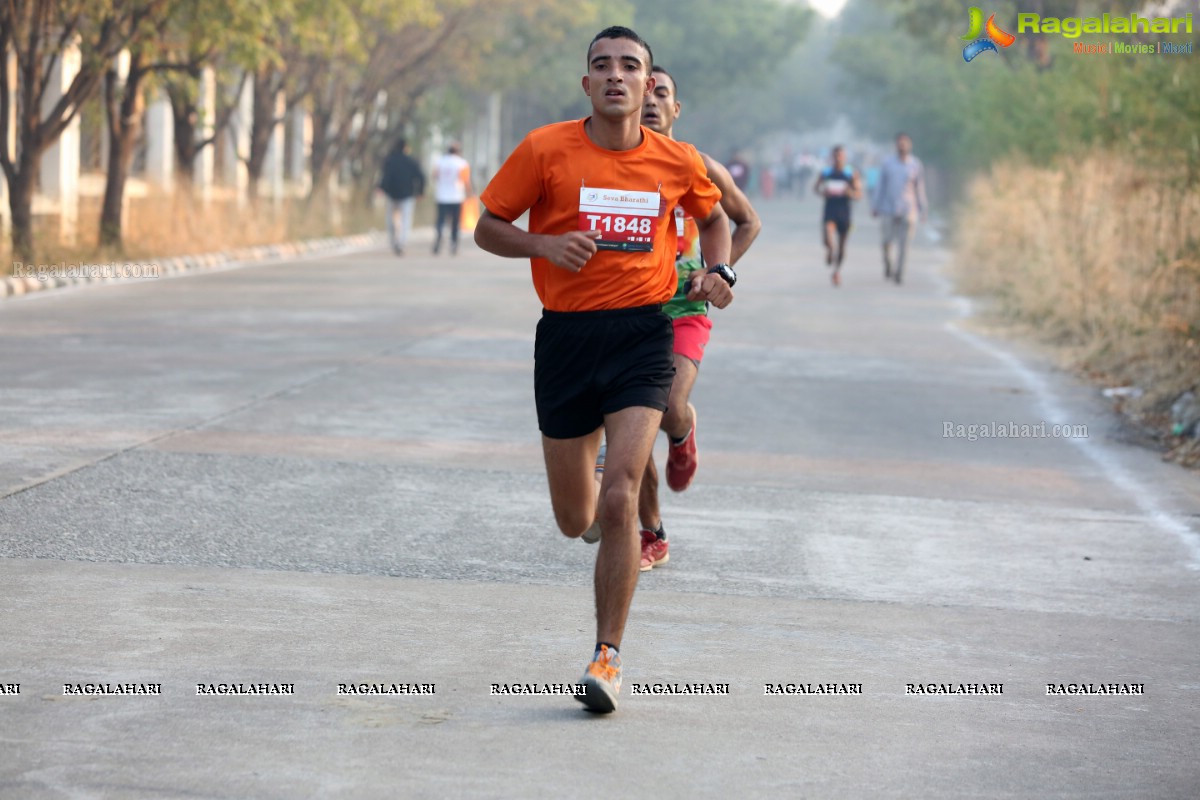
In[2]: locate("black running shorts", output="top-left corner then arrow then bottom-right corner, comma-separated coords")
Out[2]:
534,304 -> 675,440
823,206 -> 852,236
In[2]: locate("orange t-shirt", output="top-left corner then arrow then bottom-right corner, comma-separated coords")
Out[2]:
479,118 -> 721,312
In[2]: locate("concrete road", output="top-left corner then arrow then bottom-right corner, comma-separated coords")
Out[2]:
1,197 -> 1198,799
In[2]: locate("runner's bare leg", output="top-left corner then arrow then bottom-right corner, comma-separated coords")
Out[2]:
594,405 -> 662,646
639,353 -> 699,528
542,427 -> 605,538
661,354 -> 699,440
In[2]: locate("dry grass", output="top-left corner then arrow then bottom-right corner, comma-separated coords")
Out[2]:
953,152 -> 1200,466
5,186 -> 383,271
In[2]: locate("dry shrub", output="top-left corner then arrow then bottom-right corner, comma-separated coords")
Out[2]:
954,152 -> 1200,466
6,186 -> 379,270
121,189 -> 379,260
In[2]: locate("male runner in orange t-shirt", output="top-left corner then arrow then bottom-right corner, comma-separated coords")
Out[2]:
474,26 -> 734,713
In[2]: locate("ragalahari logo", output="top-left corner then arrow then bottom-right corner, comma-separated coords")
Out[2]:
962,7 -> 1016,62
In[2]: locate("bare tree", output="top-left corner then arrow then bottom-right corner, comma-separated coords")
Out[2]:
0,0 -> 166,260
306,7 -> 466,208
99,6 -> 178,249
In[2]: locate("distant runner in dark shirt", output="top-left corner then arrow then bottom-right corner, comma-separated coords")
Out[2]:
378,138 -> 425,255
813,145 -> 861,287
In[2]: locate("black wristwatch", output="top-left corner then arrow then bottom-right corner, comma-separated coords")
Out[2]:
707,262 -> 736,288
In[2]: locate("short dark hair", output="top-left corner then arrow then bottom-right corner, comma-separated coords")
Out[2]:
832,144 -> 844,154
895,132 -> 911,141
587,26 -> 653,69
651,65 -> 677,99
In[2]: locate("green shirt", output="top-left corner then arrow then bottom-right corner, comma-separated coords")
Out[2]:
663,257 -> 709,320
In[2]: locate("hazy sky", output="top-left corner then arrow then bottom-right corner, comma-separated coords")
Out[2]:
808,0 -> 848,18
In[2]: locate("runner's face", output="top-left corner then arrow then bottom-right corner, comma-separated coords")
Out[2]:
641,73 -> 679,135
833,149 -> 846,169
583,37 -> 653,121
896,136 -> 912,157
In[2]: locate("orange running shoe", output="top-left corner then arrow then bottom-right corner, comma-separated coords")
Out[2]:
576,644 -> 622,713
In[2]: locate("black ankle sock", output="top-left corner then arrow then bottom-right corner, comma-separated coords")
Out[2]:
651,522 -> 666,541
596,641 -> 619,656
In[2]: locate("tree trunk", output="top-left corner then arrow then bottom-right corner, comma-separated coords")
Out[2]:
99,56 -> 146,250
306,84 -> 358,210
307,106 -> 333,210
0,1 -> 154,261
246,65 -> 282,208
166,65 -> 243,194
8,153 -> 38,264
166,77 -> 199,185
347,102 -> 384,208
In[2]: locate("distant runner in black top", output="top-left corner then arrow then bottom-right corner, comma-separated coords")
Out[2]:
378,138 -> 426,255
813,145 -> 861,287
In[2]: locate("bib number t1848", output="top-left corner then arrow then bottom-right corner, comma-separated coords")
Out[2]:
578,187 -> 660,252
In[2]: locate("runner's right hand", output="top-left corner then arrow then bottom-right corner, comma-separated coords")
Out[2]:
543,230 -> 601,272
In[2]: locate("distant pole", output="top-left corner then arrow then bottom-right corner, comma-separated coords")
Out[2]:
286,105 -> 312,195
487,91 -> 501,184
196,67 -> 216,207
264,89 -> 285,212
1,50 -> 15,242
144,89 -> 175,194
224,73 -> 252,209
40,37 -> 82,246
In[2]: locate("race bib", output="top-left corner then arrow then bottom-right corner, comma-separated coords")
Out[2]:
579,187 -> 660,252
824,179 -> 849,196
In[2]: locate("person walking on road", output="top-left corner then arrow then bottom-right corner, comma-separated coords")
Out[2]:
814,144 -> 861,287
871,132 -> 927,285
432,142 -> 472,255
473,26 -> 734,713
635,64 -> 760,572
378,138 -> 425,255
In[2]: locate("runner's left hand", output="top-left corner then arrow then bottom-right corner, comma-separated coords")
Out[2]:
687,272 -> 734,309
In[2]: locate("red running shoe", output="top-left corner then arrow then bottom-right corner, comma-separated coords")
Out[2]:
639,529 -> 670,572
666,404 -> 698,492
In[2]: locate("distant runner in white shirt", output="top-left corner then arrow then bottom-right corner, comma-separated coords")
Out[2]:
871,132 -> 927,285
431,143 -> 473,255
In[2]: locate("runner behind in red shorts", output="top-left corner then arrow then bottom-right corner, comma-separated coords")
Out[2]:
635,64 -> 761,571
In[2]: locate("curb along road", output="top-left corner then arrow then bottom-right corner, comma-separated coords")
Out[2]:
1,231 -> 387,300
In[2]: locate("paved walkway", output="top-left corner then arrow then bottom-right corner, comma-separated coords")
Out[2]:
2,198 -> 1197,798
